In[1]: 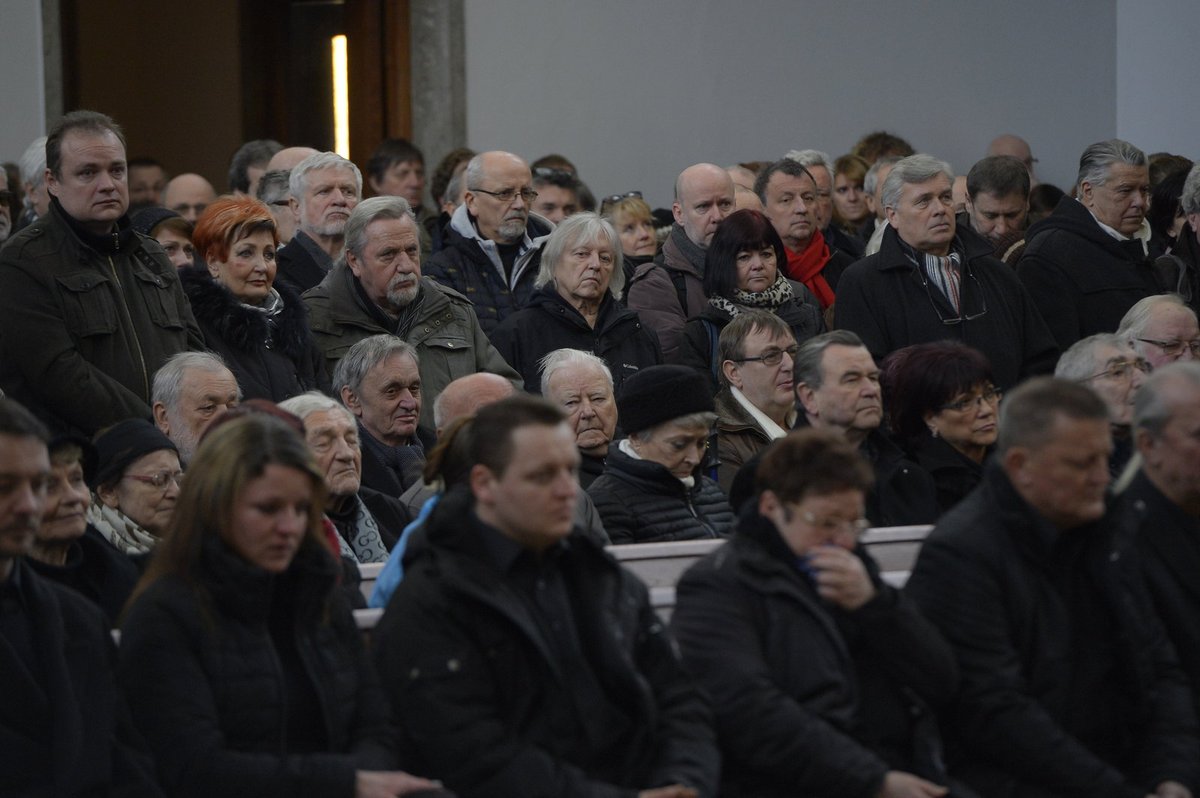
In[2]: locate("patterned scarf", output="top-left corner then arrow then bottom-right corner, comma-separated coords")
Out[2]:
328,495 -> 389,564
87,501 -> 158,556
901,239 -> 962,312
709,273 -> 794,317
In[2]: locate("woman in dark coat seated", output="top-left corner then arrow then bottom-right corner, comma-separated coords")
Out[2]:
118,413 -> 444,798
588,365 -> 734,544
182,195 -> 327,402
882,341 -> 1000,514
490,212 -> 662,395
680,209 -> 824,389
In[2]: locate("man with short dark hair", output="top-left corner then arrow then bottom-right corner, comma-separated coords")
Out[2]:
907,377 -> 1200,798
227,138 -> 281,196
835,154 -> 1058,390
531,167 -> 581,225
0,398 -> 164,796
424,150 -> 553,336
0,110 -> 201,435
256,168 -> 297,244
276,151 -> 362,293
373,394 -> 718,798
366,137 -> 434,258
963,155 -> 1030,252
126,157 -> 167,207
785,148 -> 865,259
1017,139 -> 1163,350
303,196 -> 520,432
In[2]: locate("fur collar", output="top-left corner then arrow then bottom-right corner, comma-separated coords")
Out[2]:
180,267 -> 312,362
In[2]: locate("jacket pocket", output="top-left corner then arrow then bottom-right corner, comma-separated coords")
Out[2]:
421,333 -> 475,379
55,271 -> 119,337
131,267 -> 187,331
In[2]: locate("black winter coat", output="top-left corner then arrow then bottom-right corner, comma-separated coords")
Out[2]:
491,286 -> 663,395
1123,470 -> 1200,720
118,537 -> 396,798
905,462 -> 1200,798
180,268 -> 328,402
672,510 -> 959,798
904,434 -> 986,516
25,525 -> 140,626
588,443 -> 735,544
372,487 -> 720,797
0,559 -> 162,797
835,225 -> 1059,390
274,231 -> 331,295
1016,197 -> 1163,351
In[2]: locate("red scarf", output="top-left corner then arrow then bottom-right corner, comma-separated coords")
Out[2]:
782,230 -> 835,309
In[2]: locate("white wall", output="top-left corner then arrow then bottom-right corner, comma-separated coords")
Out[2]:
0,0 -> 46,163
1116,0 -> 1200,159
465,0 -> 1117,207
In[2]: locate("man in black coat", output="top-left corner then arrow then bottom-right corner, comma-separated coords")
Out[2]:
835,154 -> 1058,391
373,395 -> 718,798
1121,363 -> 1200,720
906,377 -> 1199,798
673,428 -> 961,798
0,398 -> 162,797
1016,139 -> 1163,351
275,151 -> 362,294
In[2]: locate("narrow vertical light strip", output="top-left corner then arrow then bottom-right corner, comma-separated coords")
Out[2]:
331,34 -> 350,158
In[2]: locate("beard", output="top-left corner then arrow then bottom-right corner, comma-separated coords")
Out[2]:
496,213 -> 528,242
386,274 -> 420,308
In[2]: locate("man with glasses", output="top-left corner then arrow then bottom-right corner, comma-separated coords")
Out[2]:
907,377 -> 1199,798
713,311 -> 799,493
424,150 -> 553,337
673,427 -> 961,798
836,154 -> 1058,390
1017,139 -> 1163,351
1117,293 -> 1200,370
1056,333 -> 1149,477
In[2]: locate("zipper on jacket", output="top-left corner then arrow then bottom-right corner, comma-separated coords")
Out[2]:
106,256 -> 150,399
684,490 -> 718,538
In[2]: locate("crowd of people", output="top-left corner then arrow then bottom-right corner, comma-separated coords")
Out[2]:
2,108 -> 1200,797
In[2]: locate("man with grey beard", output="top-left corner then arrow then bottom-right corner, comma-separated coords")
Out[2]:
303,195 -> 520,434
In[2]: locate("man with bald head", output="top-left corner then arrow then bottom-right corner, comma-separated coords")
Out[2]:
627,162 -> 735,361
423,150 -> 553,336
265,145 -> 320,173
161,173 -> 216,223
987,133 -> 1039,186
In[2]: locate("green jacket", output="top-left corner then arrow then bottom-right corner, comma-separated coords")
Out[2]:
0,203 -> 202,435
303,263 -> 521,431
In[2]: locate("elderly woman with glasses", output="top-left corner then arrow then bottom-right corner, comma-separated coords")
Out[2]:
680,209 -> 824,390
491,212 -> 662,395
86,419 -> 182,565
882,341 -> 1001,514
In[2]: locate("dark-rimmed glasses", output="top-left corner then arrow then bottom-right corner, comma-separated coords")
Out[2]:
1137,338 -> 1200,358
469,186 -> 538,204
937,387 -> 1002,414
733,344 -> 799,366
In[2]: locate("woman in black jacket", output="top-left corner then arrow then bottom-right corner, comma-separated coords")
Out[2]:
118,414 -> 442,798
183,195 -> 327,402
680,210 -> 824,389
589,365 -> 734,544
490,212 -> 662,395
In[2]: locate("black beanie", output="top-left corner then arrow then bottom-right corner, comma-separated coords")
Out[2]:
91,419 -> 178,489
130,206 -> 183,237
617,365 -> 714,435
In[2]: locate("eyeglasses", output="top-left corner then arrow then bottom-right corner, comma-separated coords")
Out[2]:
733,344 -> 799,367
124,470 -> 184,490
1137,338 -> 1200,358
533,167 -> 574,180
938,387 -> 1002,413
918,268 -> 988,325
800,510 -> 870,538
469,186 -> 538,204
600,191 -> 644,215
1085,358 -> 1151,382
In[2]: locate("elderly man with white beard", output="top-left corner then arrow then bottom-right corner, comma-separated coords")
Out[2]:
303,195 -> 520,434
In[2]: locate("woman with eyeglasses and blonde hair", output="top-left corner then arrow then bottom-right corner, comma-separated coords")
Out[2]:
118,413 -> 446,798
882,341 -> 1001,513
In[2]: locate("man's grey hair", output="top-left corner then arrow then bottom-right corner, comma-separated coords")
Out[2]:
880,154 -> 955,211
1181,163 -> 1200,216
1076,139 -> 1146,192
538,348 -> 614,396
342,195 -> 416,261
863,155 -> 902,197
534,212 -> 625,300
1116,293 -> 1194,344
151,351 -> 240,409
19,136 -> 47,189
996,377 -> 1108,455
784,149 -> 833,181
794,330 -> 866,390
288,151 -> 363,200
463,152 -> 529,193
331,334 -> 418,398
1134,362 -> 1200,437
256,169 -> 292,205
1055,333 -> 1125,382
279,390 -> 354,427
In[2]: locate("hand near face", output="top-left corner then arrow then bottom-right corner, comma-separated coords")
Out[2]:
809,545 -> 876,611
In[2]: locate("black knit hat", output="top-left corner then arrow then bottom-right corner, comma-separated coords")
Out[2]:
617,365 -> 714,435
130,206 -> 183,237
91,419 -> 178,489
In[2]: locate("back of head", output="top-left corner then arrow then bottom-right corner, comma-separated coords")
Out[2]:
227,139 -> 283,193
851,131 -> 915,164
996,377 -> 1107,455
967,155 -> 1030,201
